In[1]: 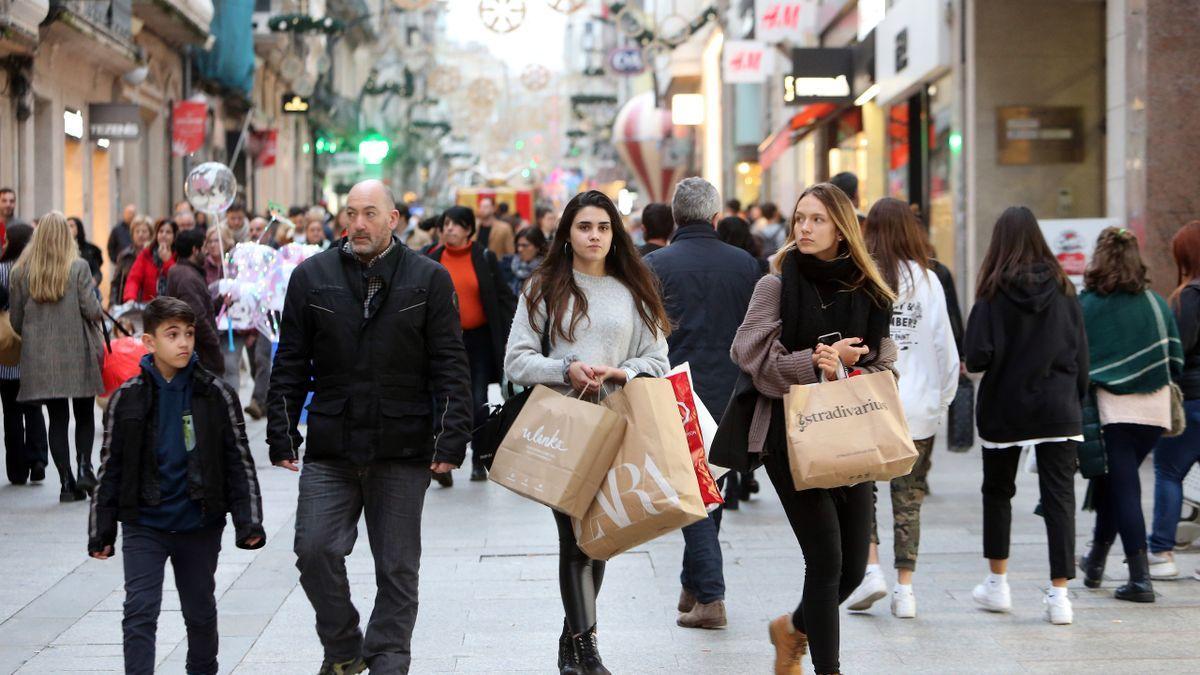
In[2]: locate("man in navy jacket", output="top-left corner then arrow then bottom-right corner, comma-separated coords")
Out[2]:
644,177 -> 761,629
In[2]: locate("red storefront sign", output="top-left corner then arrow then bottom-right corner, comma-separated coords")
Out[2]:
171,101 -> 207,157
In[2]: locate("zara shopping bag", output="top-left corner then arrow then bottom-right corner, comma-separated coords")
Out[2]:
784,369 -> 918,490
573,378 -> 707,561
488,385 -> 626,518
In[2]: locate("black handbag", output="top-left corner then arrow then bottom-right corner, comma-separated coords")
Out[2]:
474,309 -> 550,471
709,370 -> 762,473
947,375 -> 975,452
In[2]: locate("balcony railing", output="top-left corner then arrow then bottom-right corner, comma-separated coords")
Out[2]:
51,0 -> 133,43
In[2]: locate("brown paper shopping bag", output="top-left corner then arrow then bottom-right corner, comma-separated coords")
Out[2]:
573,378 -> 707,561
489,385 -> 626,518
784,370 -> 918,490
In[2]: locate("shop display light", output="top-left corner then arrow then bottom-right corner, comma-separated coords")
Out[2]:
671,94 -> 704,126
358,133 -> 391,165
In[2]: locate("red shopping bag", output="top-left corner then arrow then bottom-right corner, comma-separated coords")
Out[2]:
666,364 -> 724,510
102,336 -> 147,398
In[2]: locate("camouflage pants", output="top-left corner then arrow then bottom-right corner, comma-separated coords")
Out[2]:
870,436 -> 935,571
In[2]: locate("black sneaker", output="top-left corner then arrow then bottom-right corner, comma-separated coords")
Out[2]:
30,462 -> 46,483
470,465 -> 487,481
317,657 -> 366,675
59,486 -> 86,503
432,470 -> 453,488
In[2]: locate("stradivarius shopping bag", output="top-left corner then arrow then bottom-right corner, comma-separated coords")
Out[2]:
573,378 -> 707,560
784,370 -> 918,490
489,385 -> 627,518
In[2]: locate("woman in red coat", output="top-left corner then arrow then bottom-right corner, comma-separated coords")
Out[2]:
122,218 -> 177,303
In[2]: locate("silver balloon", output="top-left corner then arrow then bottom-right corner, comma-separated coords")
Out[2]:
185,162 -> 238,215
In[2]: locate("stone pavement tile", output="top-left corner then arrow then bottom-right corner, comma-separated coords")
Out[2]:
1022,658 -> 1200,673
51,608 -> 186,650
0,616 -> 78,648
14,643 -> 125,673
158,634 -> 258,675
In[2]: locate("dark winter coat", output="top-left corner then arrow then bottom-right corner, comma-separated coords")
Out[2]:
88,358 -> 265,554
164,257 -> 224,375
267,239 -> 474,466
643,223 -> 762,414
1174,282 -> 1200,400
426,242 -> 517,383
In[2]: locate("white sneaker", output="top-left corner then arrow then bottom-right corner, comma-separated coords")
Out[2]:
891,587 -> 916,618
1148,552 -> 1179,579
846,568 -> 889,611
1043,591 -> 1073,625
972,579 -> 1012,613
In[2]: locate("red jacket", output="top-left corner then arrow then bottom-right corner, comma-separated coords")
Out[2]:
123,247 -> 176,303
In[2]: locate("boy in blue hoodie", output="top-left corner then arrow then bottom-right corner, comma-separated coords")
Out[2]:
89,296 -> 265,675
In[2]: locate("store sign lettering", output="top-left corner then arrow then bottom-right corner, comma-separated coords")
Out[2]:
755,0 -> 817,45
723,41 -> 770,84
607,47 -> 646,75
895,28 -> 909,71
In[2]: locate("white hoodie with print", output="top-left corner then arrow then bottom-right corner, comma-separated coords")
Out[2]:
891,260 -> 961,440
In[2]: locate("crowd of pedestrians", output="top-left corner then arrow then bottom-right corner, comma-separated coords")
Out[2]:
3,175 -> 1200,675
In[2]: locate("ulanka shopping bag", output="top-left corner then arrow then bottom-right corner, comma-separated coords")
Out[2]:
665,363 -> 724,509
784,369 -> 918,490
489,385 -> 626,518
573,378 -> 707,560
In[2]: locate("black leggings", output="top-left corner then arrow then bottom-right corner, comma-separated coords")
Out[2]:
553,509 -> 606,635
43,397 -> 95,489
764,450 -> 872,675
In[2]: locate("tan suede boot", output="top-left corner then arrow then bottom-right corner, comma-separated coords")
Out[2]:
768,614 -> 806,675
677,587 -> 697,613
677,599 -> 727,629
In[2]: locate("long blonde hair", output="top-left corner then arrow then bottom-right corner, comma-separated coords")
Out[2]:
769,183 -> 896,305
15,211 -> 79,302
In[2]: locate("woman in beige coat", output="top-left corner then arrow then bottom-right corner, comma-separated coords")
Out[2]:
10,212 -> 105,502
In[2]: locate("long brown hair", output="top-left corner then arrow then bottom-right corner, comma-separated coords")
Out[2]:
524,190 -> 671,343
769,183 -> 894,305
1084,227 -> 1148,295
1171,220 -> 1200,304
864,197 -> 934,296
975,206 -> 1073,300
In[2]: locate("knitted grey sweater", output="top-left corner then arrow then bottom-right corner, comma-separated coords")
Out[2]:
503,270 -> 670,395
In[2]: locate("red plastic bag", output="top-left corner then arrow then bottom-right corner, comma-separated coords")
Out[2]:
102,336 -> 147,398
666,364 -> 724,510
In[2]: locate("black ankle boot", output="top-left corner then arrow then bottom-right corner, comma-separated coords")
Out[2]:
573,626 -> 610,675
1115,549 -> 1156,603
558,619 -> 581,675
1079,539 -> 1112,588
76,455 -> 97,495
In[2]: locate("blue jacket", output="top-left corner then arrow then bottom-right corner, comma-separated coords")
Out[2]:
644,223 -> 762,416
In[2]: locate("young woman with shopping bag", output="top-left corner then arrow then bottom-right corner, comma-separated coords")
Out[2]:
503,190 -> 671,675
726,183 -> 897,675
964,207 -> 1088,625
843,198 -> 961,619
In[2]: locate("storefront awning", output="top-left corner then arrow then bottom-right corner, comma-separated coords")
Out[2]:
757,102 -> 839,171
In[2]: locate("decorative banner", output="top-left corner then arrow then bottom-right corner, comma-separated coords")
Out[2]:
754,0 -> 818,45
251,129 -> 278,168
607,46 -> 646,75
722,40 -> 771,84
172,100 -> 207,157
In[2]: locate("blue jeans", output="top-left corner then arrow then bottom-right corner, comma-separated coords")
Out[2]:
1150,399 -> 1200,553
122,523 -> 224,675
1092,424 -> 1162,555
680,506 -> 725,603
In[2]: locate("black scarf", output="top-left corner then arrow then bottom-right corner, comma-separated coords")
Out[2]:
779,248 -> 891,356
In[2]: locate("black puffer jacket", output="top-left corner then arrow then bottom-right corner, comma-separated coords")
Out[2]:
266,239 -> 473,466
1174,282 -> 1200,400
88,360 -> 265,554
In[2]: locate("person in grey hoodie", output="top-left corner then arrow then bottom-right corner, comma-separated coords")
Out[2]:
504,190 -> 671,675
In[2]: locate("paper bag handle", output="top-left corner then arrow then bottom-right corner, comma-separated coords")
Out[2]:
574,370 -> 614,400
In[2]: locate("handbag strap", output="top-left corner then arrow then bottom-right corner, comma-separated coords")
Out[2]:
1146,290 -> 1172,377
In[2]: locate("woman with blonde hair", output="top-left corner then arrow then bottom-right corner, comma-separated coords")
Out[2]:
719,183 -> 897,675
10,212 -> 105,502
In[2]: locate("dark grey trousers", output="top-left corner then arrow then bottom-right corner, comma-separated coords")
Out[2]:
294,460 -> 431,673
